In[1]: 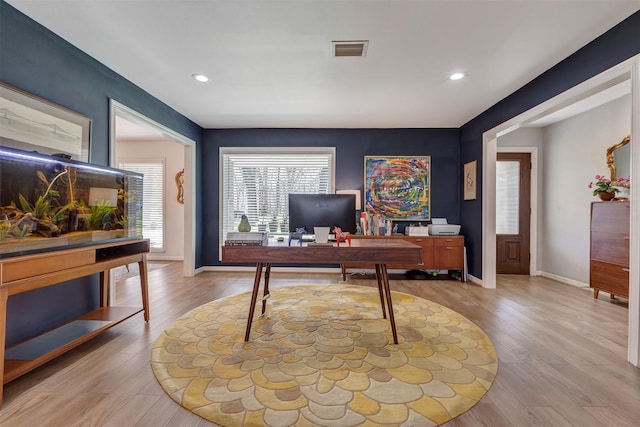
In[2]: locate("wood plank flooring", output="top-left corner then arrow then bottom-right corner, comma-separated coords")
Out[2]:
1,262 -> 638,426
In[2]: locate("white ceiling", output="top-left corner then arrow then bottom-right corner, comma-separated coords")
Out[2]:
7,0 -> 640,130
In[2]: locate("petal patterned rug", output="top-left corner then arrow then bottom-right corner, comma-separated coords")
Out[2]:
151,284 -> 498,426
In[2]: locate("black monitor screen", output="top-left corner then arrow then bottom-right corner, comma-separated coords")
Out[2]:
288,194 -> 356,234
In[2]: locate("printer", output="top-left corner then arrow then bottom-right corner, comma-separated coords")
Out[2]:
427,218 -> 461,236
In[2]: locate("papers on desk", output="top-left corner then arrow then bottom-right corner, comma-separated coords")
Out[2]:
225,232 -> 268,246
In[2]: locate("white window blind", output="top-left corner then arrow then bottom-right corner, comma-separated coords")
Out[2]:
496,160 -> 519,235
118,160 -> 165,251
220,148 -> 334,242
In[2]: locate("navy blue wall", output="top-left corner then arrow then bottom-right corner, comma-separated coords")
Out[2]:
202,128 -> 460,265
0,1 -> 202,345
460,10 -> 640,278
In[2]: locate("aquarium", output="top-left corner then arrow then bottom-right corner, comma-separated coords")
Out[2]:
0,146 -> 143,258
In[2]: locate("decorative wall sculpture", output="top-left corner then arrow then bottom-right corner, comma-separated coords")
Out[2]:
175,169 -> 184,204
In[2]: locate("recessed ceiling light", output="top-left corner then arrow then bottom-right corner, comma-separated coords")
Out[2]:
449,72 -> 465,81
192,73 -> 209,82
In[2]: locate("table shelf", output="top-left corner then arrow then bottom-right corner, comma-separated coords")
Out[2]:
3,306 -> 143,383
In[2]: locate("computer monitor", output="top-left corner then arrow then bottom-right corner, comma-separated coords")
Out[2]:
288,193 -> 357,234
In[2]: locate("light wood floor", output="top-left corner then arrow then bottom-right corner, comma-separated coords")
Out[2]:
1,262 -> 638,426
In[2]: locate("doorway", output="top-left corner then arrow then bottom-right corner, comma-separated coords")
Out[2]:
496,152 -> 531,274
109,100 -> 196,277
481,55 -> 639,366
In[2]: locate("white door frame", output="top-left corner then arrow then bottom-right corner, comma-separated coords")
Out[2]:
109,100 -> 197,278
482,55 -> 640,366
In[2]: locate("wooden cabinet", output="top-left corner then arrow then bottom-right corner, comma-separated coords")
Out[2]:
0,238 -> 150,407
433,237 -> 465,269
590,201 -> 630,299
341,235 -> 465,281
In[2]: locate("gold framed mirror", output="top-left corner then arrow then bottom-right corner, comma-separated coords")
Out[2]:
606,135 -> 631,182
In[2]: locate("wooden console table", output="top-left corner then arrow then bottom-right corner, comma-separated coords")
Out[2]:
341,235 -> 465,281
222,238 -> 422,345
0,238 -> 150,407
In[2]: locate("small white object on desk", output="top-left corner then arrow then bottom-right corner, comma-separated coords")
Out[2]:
405,225 -> 429,236
314,226 -> 330,244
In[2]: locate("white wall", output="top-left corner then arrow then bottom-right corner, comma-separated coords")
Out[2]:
117,139 -> 185,260
542,95 -> 631,284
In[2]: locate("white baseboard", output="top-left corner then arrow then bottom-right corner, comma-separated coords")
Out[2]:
147,255 -> 184,262
538,271 -> 589,288
467,274 -> 482,286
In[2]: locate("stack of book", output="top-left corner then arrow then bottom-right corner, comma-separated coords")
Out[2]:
360,212 -> 393,236
225,232 -> 268,246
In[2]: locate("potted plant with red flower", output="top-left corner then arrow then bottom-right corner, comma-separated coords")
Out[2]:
588,174 -> 619,201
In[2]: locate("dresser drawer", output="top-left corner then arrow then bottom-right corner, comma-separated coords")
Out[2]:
590,202 -> 630,233
590,232 -> 629,265
433,237 -> 464,247
406,237 -> 434,247
2,249 -> 96,283
590,260 -> 629,297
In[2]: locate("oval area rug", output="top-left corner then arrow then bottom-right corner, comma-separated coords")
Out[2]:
151,284 -> 498,426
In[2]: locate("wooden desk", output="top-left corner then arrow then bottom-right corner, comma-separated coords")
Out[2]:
222,238 -> 422,344
0,238 -> 150,407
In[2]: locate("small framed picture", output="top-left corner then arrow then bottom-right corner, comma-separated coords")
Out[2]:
464,160 -> 477,200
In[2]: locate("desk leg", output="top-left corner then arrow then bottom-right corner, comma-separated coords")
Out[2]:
138,255 -> 150,322
374,264 -> 387,319
261,263 -> 271,316
245,262 -> 265,342
0,286 -> 7,407
378,264 -> 398,344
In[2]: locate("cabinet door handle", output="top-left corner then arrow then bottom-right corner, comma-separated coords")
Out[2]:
624,236 -> 630,240
446,247 -> 452,250
622,268 -> 630,272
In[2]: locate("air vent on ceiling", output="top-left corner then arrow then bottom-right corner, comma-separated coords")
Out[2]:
332,40 -> 368,57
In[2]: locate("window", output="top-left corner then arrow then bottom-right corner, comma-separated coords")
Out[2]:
118,159 -> 165,251
496,160 -> 520,235
220,147 -> 335,242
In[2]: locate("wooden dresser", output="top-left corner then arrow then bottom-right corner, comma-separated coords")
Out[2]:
590,201 -> 630,299
341,235 -> 465,281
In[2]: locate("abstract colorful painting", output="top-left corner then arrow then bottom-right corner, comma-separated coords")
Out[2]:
364,156 -> 431,220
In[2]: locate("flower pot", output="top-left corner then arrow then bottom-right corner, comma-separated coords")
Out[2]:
598,191 -> 616,201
